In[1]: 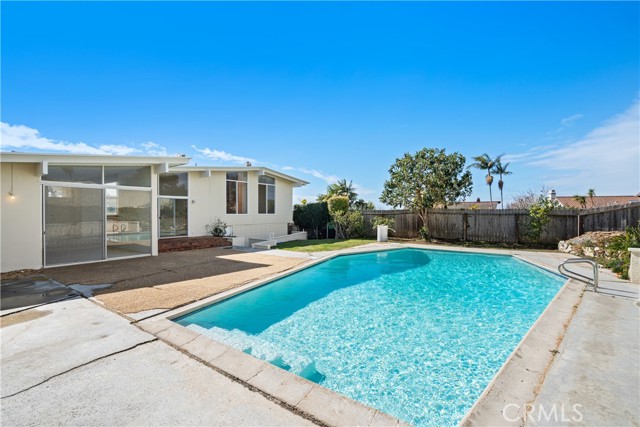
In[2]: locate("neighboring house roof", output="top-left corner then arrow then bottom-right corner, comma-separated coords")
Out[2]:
172,166 -> 309,187
439,201 -> 501,209
554,195 -> 640,209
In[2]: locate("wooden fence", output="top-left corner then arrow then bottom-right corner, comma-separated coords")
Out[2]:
362,203 -> 640,245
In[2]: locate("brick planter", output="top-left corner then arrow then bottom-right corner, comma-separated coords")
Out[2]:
159,236 -> 232,253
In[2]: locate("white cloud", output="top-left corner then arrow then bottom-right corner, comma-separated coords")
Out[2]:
287,167 -> 340,185
191,145 -> 256,165
1,122 -> 141,155
560,113 -> 583,127
141,141 -> 169,156
285,165 -> 379,201
511,99 -> 639,194
98,144 -> 139,156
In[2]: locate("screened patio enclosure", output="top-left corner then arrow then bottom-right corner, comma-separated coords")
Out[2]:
43,165 -> 152,266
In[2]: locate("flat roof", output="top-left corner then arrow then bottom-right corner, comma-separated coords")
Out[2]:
0,152 -> 308,186
173,166 -> 309,186
0,151 -> 191,166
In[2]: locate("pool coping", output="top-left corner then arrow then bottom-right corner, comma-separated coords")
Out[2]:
135,243 -> 582,427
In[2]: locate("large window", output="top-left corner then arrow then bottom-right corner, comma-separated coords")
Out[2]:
43,166 -> 102,184
258,175 -> 275,214
44,165 -> 151,187
159,172 -> 188,197
104,166 -> 151,187
226,172 -> 247,214
159,173 -> 188,237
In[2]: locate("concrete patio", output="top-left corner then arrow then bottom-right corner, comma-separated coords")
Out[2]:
1,243 -> 638,427
1,297 -> 316,427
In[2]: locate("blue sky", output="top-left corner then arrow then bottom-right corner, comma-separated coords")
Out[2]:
2,1 -> 639,206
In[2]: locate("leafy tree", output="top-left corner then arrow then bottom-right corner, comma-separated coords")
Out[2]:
380,148 -> 473,229
492,158 -> 512,210
318,179 -> 358,206
327,196 -> 364,239
468,153 -> 499,208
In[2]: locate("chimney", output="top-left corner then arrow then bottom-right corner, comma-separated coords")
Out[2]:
547,189 -> 556,201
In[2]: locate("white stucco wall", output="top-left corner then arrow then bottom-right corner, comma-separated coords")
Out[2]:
1,163 -> 43,272
187,170 -> 294,239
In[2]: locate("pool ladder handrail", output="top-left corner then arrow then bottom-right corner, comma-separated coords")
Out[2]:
558,258 -> 599,292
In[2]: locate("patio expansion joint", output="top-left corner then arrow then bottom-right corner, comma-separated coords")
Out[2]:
0,337 -> 158,400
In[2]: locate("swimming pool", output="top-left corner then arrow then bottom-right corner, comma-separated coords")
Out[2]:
175,248 -> 566,426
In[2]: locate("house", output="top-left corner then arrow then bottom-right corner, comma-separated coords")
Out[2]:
447,200 -> 501,210
546,189 -> 640,209
0,152 -> 307,272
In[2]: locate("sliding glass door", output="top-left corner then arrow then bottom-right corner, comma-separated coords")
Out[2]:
106,189 -> 152,259
159,198 -> 188,237
44,186 -> 105,265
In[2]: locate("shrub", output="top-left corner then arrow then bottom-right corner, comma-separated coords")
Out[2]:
206,218 -> 228,237
293,202 -> 330,239
526,197 -> 555,241
419,226 -> 429,241
327,196 -> 364,239
327,196 -> 349,215
602,221 -> 640,279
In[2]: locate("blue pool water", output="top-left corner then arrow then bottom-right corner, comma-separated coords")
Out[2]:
175,248 -> 565,426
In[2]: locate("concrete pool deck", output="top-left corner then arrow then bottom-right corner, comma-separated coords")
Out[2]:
1,243 -> 638,426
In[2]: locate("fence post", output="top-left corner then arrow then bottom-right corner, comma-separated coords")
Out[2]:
514,214 -> 519,244
577,214 -> 582,236
462,212 -> 468,242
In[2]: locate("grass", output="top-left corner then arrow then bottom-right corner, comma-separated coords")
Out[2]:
276,238 -> 375,252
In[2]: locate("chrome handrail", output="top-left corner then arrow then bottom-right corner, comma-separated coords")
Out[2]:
558,258 -> 599,292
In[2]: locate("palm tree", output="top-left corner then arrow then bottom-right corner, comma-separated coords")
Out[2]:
587,188 -> 596,208
493,158 -> 512,210
573,195 -> 587,209
318,179 -> 358,206
468,153 -> 497,208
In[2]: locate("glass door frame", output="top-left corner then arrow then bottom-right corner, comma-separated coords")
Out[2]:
41,180 -> 152,267
158,196 -> 189,238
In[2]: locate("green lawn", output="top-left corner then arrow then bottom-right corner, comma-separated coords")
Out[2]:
276,238 -> 375,252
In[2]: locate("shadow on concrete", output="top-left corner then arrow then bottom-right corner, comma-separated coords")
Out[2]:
42,248 -> 270,296
1,275 -> 79,311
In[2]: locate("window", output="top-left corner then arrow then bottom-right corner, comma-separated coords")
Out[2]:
258,175 -> 275,214
226,172 -> 247,214
104,166 -> 151,187
43,165 -> 102,184
43,165 -> 151,187
159,173 -> 188,237
159,173 -> 188,196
